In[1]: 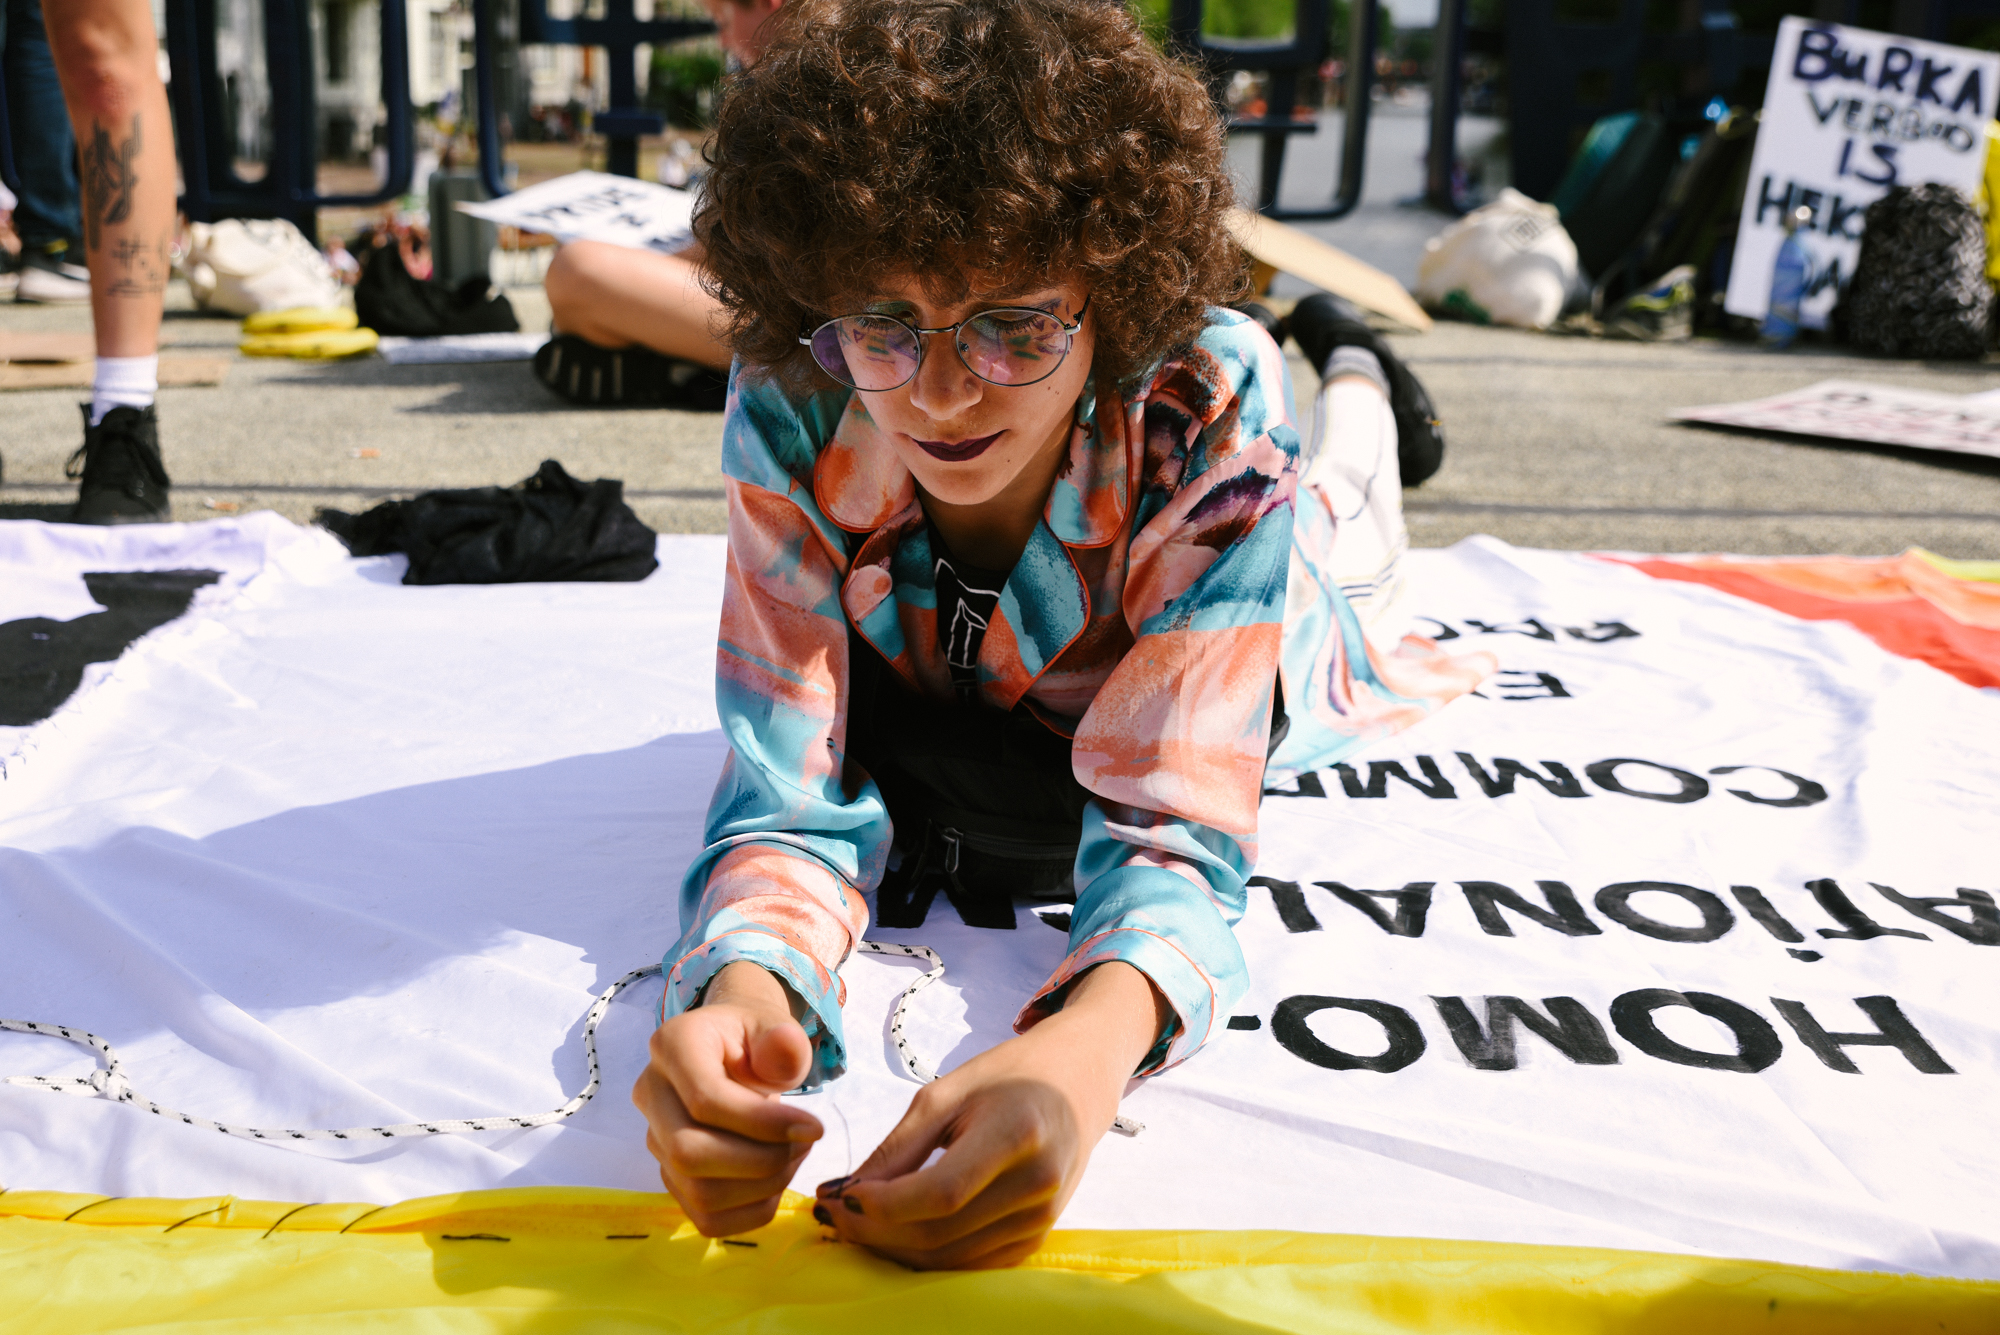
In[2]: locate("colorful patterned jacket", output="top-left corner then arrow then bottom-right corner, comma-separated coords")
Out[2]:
662,309 -> 1486,1085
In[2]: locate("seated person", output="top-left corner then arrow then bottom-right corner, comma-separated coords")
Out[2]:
533,0 -> 782,409
630,0 -> 1490,1271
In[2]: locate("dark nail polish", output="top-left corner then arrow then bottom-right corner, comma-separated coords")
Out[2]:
842,1194 -> 864,1216
816,1175 -> 851,1198
812,1204 -> 832,1227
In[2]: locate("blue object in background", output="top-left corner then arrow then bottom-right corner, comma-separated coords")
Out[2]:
1762,205 -> 1812,349
0,0 -> 83,252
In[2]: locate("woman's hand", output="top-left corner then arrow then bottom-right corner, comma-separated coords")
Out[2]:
812,961 -> 1168,1270
632,961 -> 823,1237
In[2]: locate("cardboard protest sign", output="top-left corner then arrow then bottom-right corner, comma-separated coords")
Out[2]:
1724,19 -> 2000,328
456,170 -> 696,254
1671,378 -> 2000,461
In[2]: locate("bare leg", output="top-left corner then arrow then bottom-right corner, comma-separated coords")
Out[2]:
45,0 -> 174,359
544,240 -> 732,371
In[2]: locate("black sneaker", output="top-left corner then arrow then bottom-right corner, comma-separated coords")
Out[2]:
66,404 -> 171,524
1289,293 -> 1445,487
533,333 -> 728,410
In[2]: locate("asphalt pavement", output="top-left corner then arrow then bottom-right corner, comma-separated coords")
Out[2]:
3,99 -> 1998,556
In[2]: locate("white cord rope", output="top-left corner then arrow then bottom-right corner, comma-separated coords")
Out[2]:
1,939 -> 1142,1141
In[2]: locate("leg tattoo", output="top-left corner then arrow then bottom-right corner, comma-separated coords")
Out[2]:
82,116 -> 143,254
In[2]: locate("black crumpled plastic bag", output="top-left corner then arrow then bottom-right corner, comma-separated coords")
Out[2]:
317,460 -> 660,585
354,239 -> 519,337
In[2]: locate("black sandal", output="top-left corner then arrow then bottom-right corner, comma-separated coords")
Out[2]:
533,334 -> 728,411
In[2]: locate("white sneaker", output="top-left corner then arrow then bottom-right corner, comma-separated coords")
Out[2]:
16,251 -> 91,303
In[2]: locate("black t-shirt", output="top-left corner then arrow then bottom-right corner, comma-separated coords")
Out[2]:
928,524 -> 1011,704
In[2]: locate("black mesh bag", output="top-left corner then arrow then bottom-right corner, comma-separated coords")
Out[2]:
1838,184 -> 1990,360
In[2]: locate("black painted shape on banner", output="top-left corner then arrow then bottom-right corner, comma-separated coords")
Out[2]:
1272,996 -> 1426,1072
1456,754 -> 1588,798
1432,996 -> 1621,1070
1771,996 -> 1956,1074
1250,877 -> 1322,933
1708,765 -> 1828,808
1335,756 -> 1457,800
0,570 -> 223,726
1493,671 -> 1572,700
1870,883 -> 2000,945
1414,617 -> 1459,641
1595,882 -> 1735,943
1462,881 -> 1603,938
1586,759 -> 1709,804
1808,878 -> 1930,941
1565,621 -> 1640,642
1464,618 -> 1557,641
1227,1015 -> 1263,1031
1262,770 -> 1327,799
1318,882 -> 1434,937
1610,989 -> 1783,1072
1732,886 -> 1807,943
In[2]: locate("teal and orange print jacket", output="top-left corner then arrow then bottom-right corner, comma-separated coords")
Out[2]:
663,309 -> 1489,1086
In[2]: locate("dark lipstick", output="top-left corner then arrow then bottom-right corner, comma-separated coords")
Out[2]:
913,431 -> 1002,463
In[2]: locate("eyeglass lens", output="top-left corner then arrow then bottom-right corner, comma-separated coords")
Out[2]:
810,310 -> 1070,390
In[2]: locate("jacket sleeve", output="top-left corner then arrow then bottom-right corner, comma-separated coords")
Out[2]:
1017,315 -> 1300,1075
659,372 -> 884,1089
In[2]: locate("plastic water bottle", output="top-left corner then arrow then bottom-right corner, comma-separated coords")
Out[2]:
1761,205 -> 1812,348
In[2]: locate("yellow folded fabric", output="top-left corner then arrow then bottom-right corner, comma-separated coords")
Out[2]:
1,1185 -> 1992,1333
240,306 -> 359,335
1913,546 -> 2000,584
237,326 -> 379,359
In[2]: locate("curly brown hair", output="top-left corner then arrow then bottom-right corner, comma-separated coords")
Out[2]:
694,0 -> 1248,384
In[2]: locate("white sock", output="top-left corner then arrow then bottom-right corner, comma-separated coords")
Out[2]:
90,355 -> 159,426
1302,369 -> 1408,627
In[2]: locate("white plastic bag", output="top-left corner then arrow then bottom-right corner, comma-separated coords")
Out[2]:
1415,188 -> 1579,330
181,218 -> 345,316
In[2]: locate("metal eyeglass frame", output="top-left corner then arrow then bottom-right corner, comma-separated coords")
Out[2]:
799,295 -> 1092,390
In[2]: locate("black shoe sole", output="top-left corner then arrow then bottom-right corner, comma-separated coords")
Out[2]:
1290,293 -> 1445,487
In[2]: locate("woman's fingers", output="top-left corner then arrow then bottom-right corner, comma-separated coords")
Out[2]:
650,1013 -> 823,1146
850,1197 -> 1062,1271
831,1082 -> 963,1192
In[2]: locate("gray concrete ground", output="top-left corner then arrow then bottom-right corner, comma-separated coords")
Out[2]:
4,98 -> 1999,555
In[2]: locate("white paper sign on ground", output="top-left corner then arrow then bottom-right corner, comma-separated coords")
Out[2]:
1671,377 -> 2000,460
1723,18 -> 1999,328
1,520 -> 1997,1279
456,171 -> 696,254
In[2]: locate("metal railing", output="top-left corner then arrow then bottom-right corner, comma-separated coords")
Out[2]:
475,0 -> 715,198
1170,0 -> 1378,222
163,0 -> 415,234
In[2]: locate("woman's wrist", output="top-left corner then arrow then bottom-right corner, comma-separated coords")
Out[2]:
1029,961 -> 1171,1081
699,960 -> 805,1024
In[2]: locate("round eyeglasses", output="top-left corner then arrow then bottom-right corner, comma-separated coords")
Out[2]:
799,296 -> 1090,392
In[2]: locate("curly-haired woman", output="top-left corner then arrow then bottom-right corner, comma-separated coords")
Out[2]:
631,0 -> 1489,1270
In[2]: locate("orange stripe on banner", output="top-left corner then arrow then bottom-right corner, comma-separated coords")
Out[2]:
1617,557 -> 2000,690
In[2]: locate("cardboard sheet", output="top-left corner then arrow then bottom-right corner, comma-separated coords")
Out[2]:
1,518 -> 1996,1280
1672,377 -> 2000,460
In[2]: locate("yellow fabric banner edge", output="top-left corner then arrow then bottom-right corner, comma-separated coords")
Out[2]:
1913,546 -> 2000,584
3,1183 -> 1996,1334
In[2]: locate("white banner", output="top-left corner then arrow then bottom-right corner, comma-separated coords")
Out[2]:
0,522 -> 1996,1278
1724,18 -> 1998,327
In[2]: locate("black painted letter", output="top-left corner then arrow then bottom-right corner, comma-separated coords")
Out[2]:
1272,996 -> 1427,1072
1610,989 -> 1782,1072
1586,758 -> 1709,803
1771,996 -> 1955,1073
1317,882 -> 1434,937
1594,882 -> 1734,943
1461,880 -> 1602,937
1432,996 -> 1620,1070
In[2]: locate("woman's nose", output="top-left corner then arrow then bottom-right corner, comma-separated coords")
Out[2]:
905,332 -> 983,421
